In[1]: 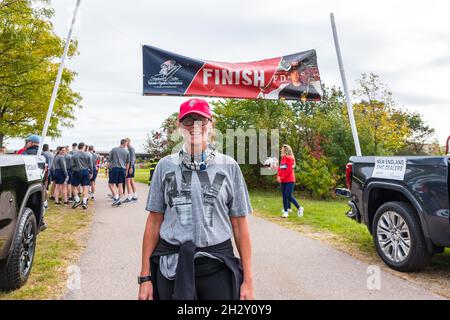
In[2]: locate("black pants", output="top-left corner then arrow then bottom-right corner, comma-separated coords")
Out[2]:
156,257 -> 233,300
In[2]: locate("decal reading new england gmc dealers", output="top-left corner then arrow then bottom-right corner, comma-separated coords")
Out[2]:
372,157 -> 407,181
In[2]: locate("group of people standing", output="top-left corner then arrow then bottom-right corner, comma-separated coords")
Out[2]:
13,134 -> 139,210
42,142 -> 100,210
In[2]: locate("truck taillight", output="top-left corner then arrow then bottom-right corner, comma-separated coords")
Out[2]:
346,163 -> 353,190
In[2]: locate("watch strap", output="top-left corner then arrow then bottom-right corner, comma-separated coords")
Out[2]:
138,275 -> 152,284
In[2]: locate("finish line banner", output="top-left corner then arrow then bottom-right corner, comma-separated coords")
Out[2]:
142,45 -> 323,101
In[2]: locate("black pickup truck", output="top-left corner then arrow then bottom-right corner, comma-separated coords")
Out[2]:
341,156 -> 450,272
0,155 -> 46,291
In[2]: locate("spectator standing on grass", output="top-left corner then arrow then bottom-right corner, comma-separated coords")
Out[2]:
20,134 -> 40,155
108,139 -> 130,207
124,138 -> 138,203
277,144 -> 303,218
71,142 -> 94,210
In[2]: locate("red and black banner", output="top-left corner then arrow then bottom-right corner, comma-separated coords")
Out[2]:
142,45 -> 323,101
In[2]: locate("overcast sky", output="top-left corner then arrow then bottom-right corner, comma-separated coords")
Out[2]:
7,0 -> 450,152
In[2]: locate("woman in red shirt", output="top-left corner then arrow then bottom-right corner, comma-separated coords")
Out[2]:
277,145 -> 304,218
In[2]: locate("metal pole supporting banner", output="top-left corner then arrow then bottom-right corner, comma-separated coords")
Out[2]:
330,12 -> 362,156
38,0 -> 82,156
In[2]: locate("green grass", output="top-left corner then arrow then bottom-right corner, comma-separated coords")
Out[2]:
0,204 -> 92,300
134,168 -> 150,185
249,189 -> 377,253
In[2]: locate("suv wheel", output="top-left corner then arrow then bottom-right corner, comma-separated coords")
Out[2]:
0,207 -> 37,291
373,201 -> 432,272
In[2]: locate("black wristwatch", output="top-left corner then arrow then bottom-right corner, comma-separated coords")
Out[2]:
138,275 -> 152,285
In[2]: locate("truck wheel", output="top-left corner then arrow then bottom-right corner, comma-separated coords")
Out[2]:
372,201 -> 432,272
0,208 -> 37,291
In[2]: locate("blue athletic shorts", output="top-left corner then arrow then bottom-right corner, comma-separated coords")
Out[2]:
67,169 -> 73,185
72,169 -> 90,187
54,169 -> 67,184
90,168 -> 98,182
126,165 -> 135,179
109,167 -> 126,184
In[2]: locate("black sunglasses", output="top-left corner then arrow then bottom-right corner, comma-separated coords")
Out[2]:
180,116 -> 211,127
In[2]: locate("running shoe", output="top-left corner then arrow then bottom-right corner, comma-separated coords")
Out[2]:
298,207 -> 304,218
112,199 -> 122,207
72,201 -> 82,209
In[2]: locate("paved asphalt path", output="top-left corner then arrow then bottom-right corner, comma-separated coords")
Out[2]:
65,178 -> 445,300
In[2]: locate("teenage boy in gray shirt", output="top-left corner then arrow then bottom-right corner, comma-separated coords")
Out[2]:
108,139 -> 130,207
71,142 -> 94,210
124,137 -> 138,204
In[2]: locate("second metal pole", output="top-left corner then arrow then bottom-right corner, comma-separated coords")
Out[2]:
330,12 -> 362,157
38,0 -> 82,156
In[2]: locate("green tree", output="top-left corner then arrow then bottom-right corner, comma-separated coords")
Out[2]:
397,111 -> 436,155
213,99 -> 292,187
352,73 -> 409,155
0,0 -> 81,147
297,147 -> 337,198
143,112 -> 181,158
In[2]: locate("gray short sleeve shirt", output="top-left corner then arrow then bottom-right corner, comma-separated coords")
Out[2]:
109,147 -> 130,169
146,152 -> 252,247
145,152 -> 252,279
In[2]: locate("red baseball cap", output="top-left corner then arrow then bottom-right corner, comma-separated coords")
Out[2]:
178,99 -> 212,121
